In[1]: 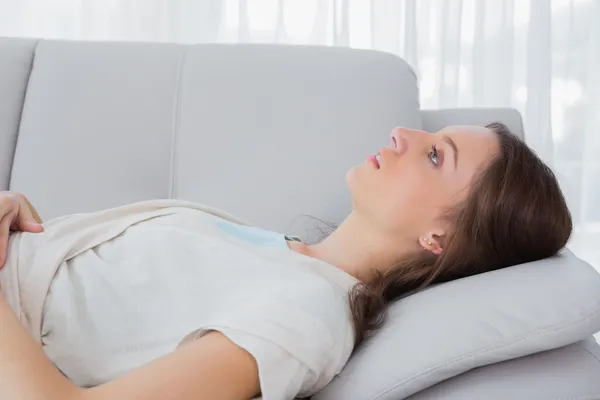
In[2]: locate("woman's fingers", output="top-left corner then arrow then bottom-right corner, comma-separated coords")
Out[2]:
19,221 -> 44,233
0,198 -> 15,222
0,193 -> 43,267
0,213 -> 15,268
16,203 -> 43,233
0,196 -> 18,267
0,193 -> 44,268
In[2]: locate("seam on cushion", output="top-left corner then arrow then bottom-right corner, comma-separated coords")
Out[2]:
580,343 -> 600,364
552,345 -> 600,400
555,395 -> 600,400
370,302 -> 600,400
168,47 -> 187,199
8,39 -> 40,189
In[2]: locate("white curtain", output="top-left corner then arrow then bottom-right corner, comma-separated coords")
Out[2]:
1,0 -> 599,270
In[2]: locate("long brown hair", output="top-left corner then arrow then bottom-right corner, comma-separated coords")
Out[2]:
349,122 -> 573,347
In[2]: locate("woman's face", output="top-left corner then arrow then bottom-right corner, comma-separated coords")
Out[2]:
346,125 -> 500,251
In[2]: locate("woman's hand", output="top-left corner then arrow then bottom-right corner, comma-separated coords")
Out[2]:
0,192 -> 44,268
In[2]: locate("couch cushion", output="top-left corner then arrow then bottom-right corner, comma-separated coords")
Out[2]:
0,38 -> 37,190
172,44 -> 420,236
313,249 -> 600,400
10,40 -> 185,218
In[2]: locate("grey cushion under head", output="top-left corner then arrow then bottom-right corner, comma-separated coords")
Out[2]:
314,250 -> 600,399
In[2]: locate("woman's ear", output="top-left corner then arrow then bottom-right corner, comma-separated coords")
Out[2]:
418,229 -> 446,255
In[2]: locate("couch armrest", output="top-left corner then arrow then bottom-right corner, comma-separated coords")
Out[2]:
420,108 -> 525,139
407,337 -> 600,400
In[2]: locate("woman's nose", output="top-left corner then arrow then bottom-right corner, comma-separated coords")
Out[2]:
390,127 -> 429,153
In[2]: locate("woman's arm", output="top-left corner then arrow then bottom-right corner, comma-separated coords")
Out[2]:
0,294 -> 260,400
86,331 -> 260,400
0,292 -> 80,400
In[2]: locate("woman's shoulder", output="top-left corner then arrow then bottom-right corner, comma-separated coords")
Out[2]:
254,269 -> 355,354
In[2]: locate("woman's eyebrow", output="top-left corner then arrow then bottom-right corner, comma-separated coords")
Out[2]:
443,135 -> 458,169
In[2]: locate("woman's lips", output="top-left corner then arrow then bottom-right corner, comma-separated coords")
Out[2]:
368,153 -> 380,169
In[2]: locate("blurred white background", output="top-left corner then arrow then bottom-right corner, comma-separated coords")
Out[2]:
1,0 -> 598,270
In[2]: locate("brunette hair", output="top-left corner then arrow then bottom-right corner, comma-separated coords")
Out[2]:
349,122 -> 573,347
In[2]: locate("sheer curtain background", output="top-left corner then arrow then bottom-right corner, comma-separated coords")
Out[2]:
1,0 -> 599,270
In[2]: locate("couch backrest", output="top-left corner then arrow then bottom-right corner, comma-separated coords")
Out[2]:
2,38 -> 420,237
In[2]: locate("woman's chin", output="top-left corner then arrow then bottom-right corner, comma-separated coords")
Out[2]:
345,165 -> 360,189
345,164 -> 371,199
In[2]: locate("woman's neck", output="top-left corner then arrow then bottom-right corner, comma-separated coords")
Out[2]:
288,212 -> 407,282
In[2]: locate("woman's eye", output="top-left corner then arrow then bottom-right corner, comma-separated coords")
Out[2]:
428,145 -> 439,166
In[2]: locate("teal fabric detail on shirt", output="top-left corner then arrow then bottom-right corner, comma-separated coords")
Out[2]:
215,219 -> 288,248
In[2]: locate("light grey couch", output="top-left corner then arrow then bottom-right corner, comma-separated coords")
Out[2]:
2,38 -> 600,399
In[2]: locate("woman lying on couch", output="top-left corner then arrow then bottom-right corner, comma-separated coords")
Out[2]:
0,122 -> 571,400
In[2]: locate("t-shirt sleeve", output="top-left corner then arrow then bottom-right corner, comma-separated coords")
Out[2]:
180,284 -> 354,400
200,327 -> 310,400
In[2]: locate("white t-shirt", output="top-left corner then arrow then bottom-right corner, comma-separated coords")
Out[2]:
31,203 -> 358,400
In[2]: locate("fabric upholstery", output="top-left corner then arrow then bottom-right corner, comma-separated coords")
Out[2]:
407,338 -> 600,400
314,249 -> 600,399
0,38 -> 37,190
173,45 -> 420,234
10,42 -> 420,238
10,40 -> 185,216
